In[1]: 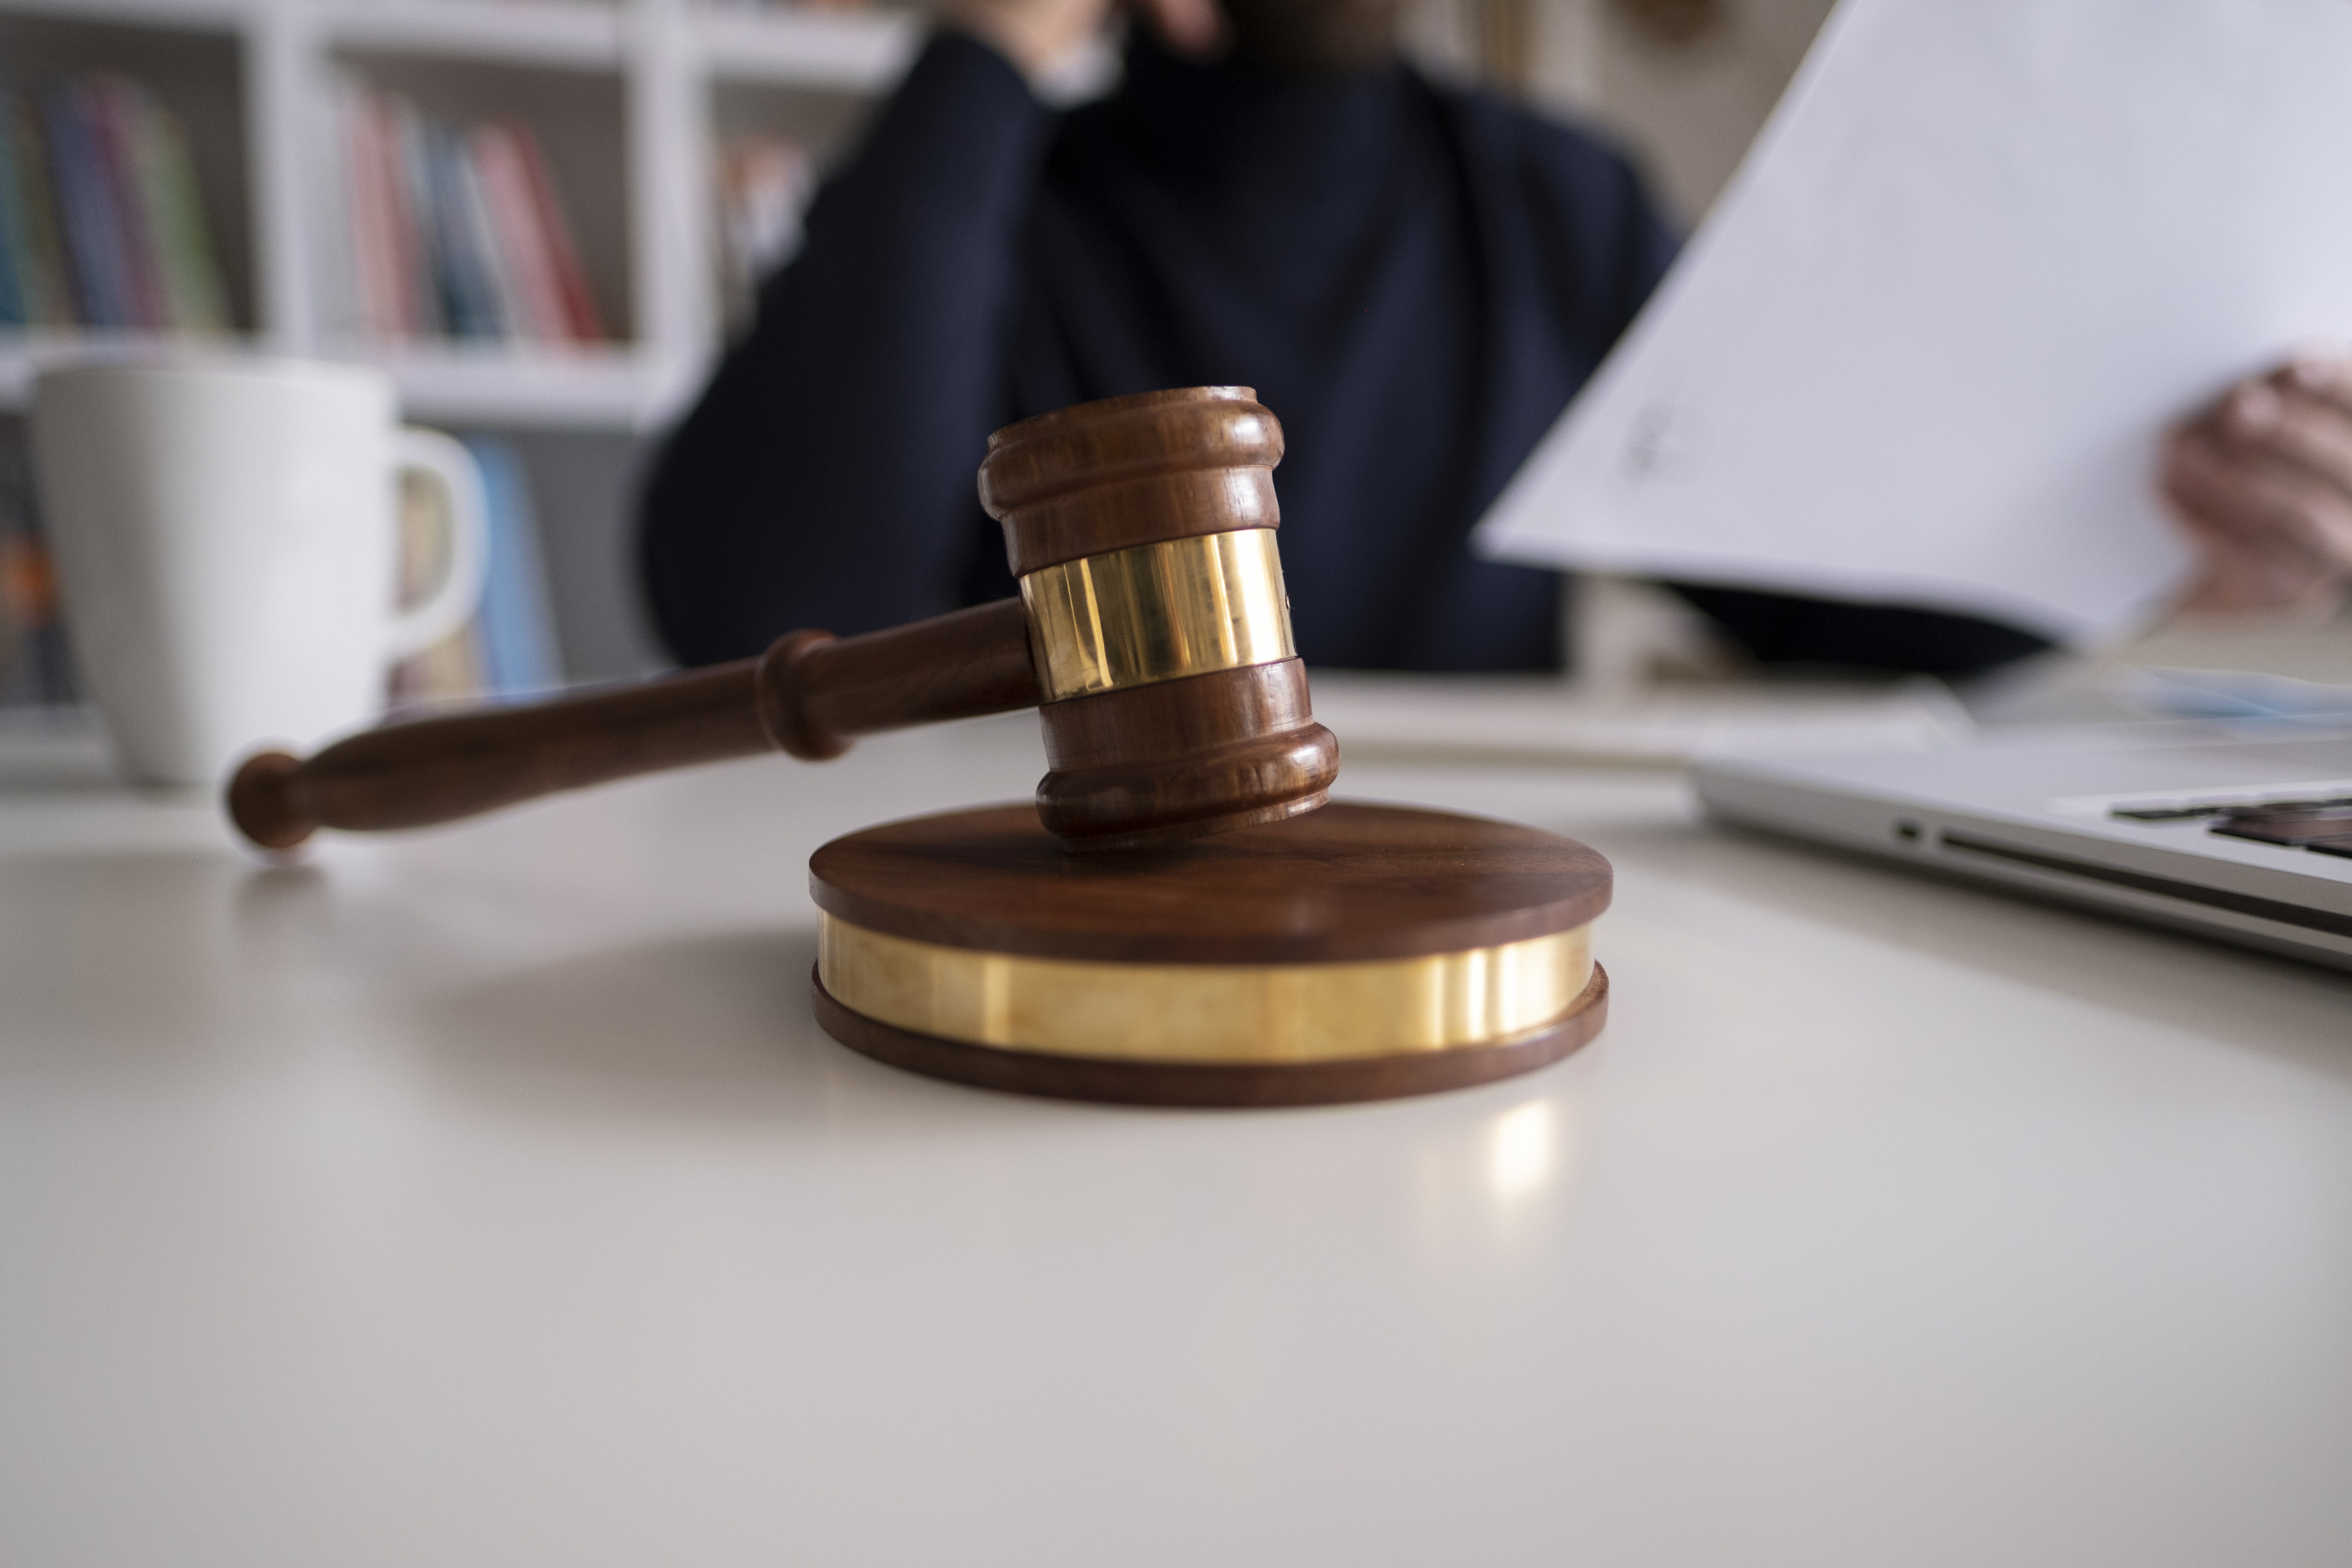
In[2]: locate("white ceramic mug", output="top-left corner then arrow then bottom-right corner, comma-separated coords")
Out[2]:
30,359 -> 488,785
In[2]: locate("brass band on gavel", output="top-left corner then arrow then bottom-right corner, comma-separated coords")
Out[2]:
1020,528 -> 1297,701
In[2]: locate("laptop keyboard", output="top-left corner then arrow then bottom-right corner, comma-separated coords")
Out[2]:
2111,797 -> 2352,858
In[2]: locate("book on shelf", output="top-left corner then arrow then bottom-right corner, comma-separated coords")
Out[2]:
0,430 -> 76,709
0,90 -> 78,330
338,82 -> 607,349
713,131 -> 811,339
424,120 -> 503,341
468,437 -> 564,700
0,74 -> 228,334
388,435 -> 564,711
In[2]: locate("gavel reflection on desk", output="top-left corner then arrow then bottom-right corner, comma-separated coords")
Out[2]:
227,387 -> 1343,852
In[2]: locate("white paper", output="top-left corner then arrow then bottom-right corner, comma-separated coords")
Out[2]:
1475,0 -> 2352,646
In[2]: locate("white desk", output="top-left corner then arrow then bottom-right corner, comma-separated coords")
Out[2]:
5,690 -> 2350,1566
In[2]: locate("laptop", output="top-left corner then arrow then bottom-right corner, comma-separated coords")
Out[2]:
1692,724 -> 2352,971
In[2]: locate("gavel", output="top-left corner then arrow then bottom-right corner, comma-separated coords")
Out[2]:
226,387 -> 1341,853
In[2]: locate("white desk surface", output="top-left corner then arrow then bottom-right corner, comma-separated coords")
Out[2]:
5,688 -> 2350,1567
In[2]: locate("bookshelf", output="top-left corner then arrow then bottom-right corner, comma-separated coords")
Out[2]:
0,0 -> 921,429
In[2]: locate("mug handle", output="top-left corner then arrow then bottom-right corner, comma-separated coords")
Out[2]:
384,426 -> 492,660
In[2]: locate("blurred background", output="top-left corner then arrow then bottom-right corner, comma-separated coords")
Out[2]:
0,0 -> 1836,706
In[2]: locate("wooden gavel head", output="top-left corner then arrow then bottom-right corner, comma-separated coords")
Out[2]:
979,386 -> 1339,847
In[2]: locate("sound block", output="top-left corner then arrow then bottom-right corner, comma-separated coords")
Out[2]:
808,801 -> 1612,1107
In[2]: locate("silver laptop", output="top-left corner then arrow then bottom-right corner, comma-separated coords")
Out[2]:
1693,724 -> 2352,970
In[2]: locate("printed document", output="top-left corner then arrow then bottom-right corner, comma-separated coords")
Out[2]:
1475,0 -> 2352,644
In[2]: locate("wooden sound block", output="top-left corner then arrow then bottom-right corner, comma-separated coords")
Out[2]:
808,801 -> 1613,1107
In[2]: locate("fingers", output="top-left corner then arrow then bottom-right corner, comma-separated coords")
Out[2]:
2166,426 -> 2352,566
945,0 -> 1217,76
2161,351 -> 2352,614
2212,368 -> 2352,502
2280,353 -> 2352,423
1130,0 -> 1226,56
2163,423 -> 2352,612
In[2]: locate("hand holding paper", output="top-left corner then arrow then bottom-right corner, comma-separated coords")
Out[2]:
2165,354 -> 2352,616
1475,0 -> 2352,647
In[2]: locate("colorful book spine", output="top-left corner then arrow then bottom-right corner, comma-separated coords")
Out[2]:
85,75 -> 172,330
0,436 -> 76,708
506,124 -> 603,343
118,78 -> 228,332
464,437 -> 564,699
0,91 -> 24,327
470,122 -> 568,344
0,74 -> 230,336
0,528 -> 74,706
448,122 -> 527,342
337,89 -> 604,347
44,82 -> 135,328
383,93 -> 445,338
339,85 -> 400,339
3,90 -> 78,328
423,119 -> 503,340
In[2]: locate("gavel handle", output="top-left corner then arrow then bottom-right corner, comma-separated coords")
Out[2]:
227,597 -> 1040,850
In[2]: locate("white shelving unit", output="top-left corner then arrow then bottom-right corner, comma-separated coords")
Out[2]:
0,0 -> 923,429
